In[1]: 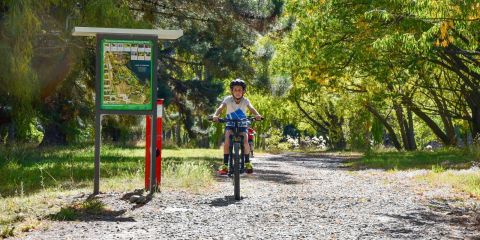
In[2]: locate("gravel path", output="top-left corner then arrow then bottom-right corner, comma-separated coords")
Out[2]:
17,153 -> 480,239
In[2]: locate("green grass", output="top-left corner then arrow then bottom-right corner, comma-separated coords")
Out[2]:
419,171 -> 480,198
347,147 -> 480,198
48,198 -> 107,221
1,225 -> 14,238
0,146 -> 222,236
0,146 -> 222,197
347,148 -> 479,170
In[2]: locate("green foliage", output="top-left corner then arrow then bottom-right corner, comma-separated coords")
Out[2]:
371,116 -> 384,146
0,0 -> 283,146
0,0 -> 42,143
2,0 -> 479,151
265,128 -> 288,151
431,164 -> 445,173
347,110 -> 371,151
268,0 -> 480,151
83,0 -> 149,28
102,115 -> 143,145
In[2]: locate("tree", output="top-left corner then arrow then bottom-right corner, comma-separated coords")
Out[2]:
270,0 -> 480,150
0,0 -> 284,146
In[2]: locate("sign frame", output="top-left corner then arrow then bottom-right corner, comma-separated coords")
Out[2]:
95,34 -> 159,194
73,27 -> 183,195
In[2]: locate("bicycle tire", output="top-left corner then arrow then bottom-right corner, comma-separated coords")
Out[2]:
233,142 -> 241,200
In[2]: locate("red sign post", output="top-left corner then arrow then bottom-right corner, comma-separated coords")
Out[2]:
145,99 -> 163,190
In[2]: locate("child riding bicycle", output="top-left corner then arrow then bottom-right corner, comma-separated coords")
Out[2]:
212,79 -> 262,175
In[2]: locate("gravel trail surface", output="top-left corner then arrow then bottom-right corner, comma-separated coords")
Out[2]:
18,153 -> 480,239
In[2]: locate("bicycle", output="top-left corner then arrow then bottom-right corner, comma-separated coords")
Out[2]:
210,116 -> 262,200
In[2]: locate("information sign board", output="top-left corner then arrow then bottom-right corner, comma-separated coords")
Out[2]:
100,39 -> 153,110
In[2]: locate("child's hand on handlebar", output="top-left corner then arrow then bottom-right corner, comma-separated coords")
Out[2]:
212,115 -> 219,122
255,115 -> 262,121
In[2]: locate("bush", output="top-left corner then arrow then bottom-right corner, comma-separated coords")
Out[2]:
265,128 -> 284,150
265,128 -> 328,151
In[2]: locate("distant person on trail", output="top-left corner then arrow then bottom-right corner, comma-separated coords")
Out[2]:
212,78 -> 262,175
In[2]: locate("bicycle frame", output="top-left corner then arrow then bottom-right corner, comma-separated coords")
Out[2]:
210,116 -> 262,200
215,117 -> 250,200
226,119 -> 247,200
229,120 -> 245,168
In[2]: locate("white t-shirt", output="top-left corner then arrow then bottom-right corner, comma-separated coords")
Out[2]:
222,96 -> 252,127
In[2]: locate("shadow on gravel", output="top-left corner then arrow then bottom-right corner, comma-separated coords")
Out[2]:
213,166 -> 300,185
377,200 -> 479,238
48,203 -> 134,222
263,153 -> 353,171
250,168 -> 302,185
209,196 -> 244,207
377,212 -> 443,238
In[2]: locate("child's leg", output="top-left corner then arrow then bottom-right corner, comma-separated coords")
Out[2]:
242,132 -> 250,162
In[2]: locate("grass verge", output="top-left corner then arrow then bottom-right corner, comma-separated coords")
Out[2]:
347,146 -> 480,198
346,148 -> 479,170
418,170 -> 480,198
0,145 -> 222,238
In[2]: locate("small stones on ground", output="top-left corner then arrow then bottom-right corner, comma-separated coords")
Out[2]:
19,153 -> 480,239
129,195 -> 141,203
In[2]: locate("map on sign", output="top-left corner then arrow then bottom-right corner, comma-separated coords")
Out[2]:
101,39 -> 153,110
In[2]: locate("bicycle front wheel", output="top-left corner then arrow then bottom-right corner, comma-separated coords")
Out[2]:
233,142 -> 241,200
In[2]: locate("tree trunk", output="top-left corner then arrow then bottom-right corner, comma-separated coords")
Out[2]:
432,47 -> 480,141
175,123 -> 181,146
406,106 -> 417,150
365,103 -> 402,150
464,90 -> 480,141
394,102 -> 409,150
403,97 -> 455,146
432,95 -> 456,146
327,102 -> 346,150
470,101 -> 480,142
430,77 -> 456,146
394,103 -> 416,150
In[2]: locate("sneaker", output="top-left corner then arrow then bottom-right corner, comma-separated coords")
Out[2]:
245,162 -> 253,174
217,164 -> 228,175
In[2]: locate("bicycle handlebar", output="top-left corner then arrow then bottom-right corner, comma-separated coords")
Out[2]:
208,116 -> 264,123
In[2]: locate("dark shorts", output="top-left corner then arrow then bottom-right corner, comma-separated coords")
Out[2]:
225,126 -> 247,133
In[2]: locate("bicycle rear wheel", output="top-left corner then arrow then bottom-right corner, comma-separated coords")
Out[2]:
233,142 -> 241,200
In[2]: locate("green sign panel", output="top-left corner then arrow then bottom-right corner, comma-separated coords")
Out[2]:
100,39 -> 153,110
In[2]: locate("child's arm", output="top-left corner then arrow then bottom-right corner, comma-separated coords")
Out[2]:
212,103 -> 226,122
247,104 -> 262,120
